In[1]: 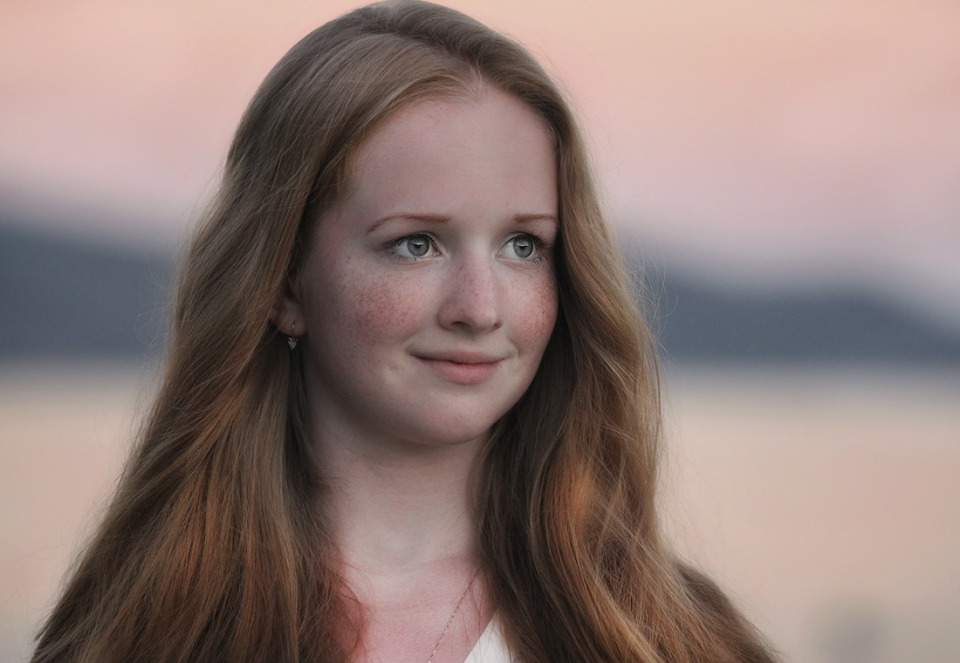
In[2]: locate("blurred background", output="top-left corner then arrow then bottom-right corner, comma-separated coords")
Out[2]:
2,1 -> 958,661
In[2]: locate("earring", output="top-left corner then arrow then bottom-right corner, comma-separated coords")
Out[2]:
286,322 -> 299,351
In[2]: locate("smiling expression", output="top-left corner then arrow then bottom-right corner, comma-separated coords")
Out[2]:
279,86 -> 558,452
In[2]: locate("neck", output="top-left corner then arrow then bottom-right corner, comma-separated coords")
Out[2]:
307,420 -> 493,662
311,422 -> 486,574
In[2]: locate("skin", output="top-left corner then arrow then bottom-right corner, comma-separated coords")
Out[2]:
274,86 -> 559,662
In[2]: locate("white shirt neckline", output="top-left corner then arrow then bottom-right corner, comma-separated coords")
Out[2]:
462,614 -> 514,663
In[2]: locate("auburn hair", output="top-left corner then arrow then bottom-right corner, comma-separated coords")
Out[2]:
33,2 -> 775,661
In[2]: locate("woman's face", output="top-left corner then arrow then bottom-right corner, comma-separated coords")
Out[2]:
281,86 -> 558,450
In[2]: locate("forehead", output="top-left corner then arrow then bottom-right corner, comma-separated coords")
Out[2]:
340,87 -> 557,216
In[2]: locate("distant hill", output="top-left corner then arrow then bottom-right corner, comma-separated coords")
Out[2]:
0,224 -> 172,360
2,222 -> 959,364
645,268 -> 960,365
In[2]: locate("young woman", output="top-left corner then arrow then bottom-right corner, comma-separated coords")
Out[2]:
32,2 -> 776,661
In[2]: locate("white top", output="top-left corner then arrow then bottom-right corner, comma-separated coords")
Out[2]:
462,615 -> 516,663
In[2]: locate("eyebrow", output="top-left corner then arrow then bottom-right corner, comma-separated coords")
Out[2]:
367,212 -> 558,234
367,214 -> 448,234
514,213 -> 558,223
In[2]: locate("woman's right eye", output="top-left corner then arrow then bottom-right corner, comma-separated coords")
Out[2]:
391,234 -> 435,260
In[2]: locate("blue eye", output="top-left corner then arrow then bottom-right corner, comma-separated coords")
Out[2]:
392,234 -> 434,259
511,236 -> 535,258
502,234 -> 541,260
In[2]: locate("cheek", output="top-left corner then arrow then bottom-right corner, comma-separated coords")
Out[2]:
513,275 -> 558,349
350,272 -> 423,340
305,258 -> 422,362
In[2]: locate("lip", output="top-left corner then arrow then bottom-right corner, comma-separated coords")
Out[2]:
414,351 -> 504,385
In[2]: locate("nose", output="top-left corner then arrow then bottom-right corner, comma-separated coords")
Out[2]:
437,254 -> 503,332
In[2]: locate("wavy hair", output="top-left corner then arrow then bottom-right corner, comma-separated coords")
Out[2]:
33,2 -> 775,661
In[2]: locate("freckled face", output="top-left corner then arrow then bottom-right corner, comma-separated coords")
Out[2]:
288,87 -> 558,450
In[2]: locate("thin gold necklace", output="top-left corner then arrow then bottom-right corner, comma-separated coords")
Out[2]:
424,568 -> 480,663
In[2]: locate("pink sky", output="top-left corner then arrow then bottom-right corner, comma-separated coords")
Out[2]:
1,0 -> 958,317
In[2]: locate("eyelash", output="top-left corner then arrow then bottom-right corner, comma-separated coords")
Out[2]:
387,232 -> 550,264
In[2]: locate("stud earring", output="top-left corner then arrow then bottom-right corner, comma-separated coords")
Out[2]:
287,322 -> 299,351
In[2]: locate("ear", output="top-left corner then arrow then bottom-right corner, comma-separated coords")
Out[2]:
270,275 -> 305,338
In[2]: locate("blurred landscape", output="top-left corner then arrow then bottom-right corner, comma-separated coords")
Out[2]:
2,0 -> 959,661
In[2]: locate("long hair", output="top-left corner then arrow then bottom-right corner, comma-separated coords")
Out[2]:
33,2 -> 775,661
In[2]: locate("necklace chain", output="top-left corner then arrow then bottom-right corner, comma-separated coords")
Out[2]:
424,568 -> 480,663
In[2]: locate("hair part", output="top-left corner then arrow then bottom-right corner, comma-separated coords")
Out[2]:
32,2 -> 775,661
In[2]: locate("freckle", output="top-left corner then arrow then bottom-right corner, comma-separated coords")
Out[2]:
529,281 -> 559,336
355,278 -> 415,331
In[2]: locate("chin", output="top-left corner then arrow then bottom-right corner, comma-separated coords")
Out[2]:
416,422 -> 496,448
395,410 -> 505,448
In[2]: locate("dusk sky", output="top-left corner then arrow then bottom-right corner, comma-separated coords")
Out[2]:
2,0 -> 958,321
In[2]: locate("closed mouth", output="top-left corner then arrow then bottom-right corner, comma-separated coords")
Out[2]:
414,353 -> 503,384
414,351 -> 503,365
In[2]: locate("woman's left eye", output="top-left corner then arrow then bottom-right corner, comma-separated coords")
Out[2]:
501,234 -> 542,260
